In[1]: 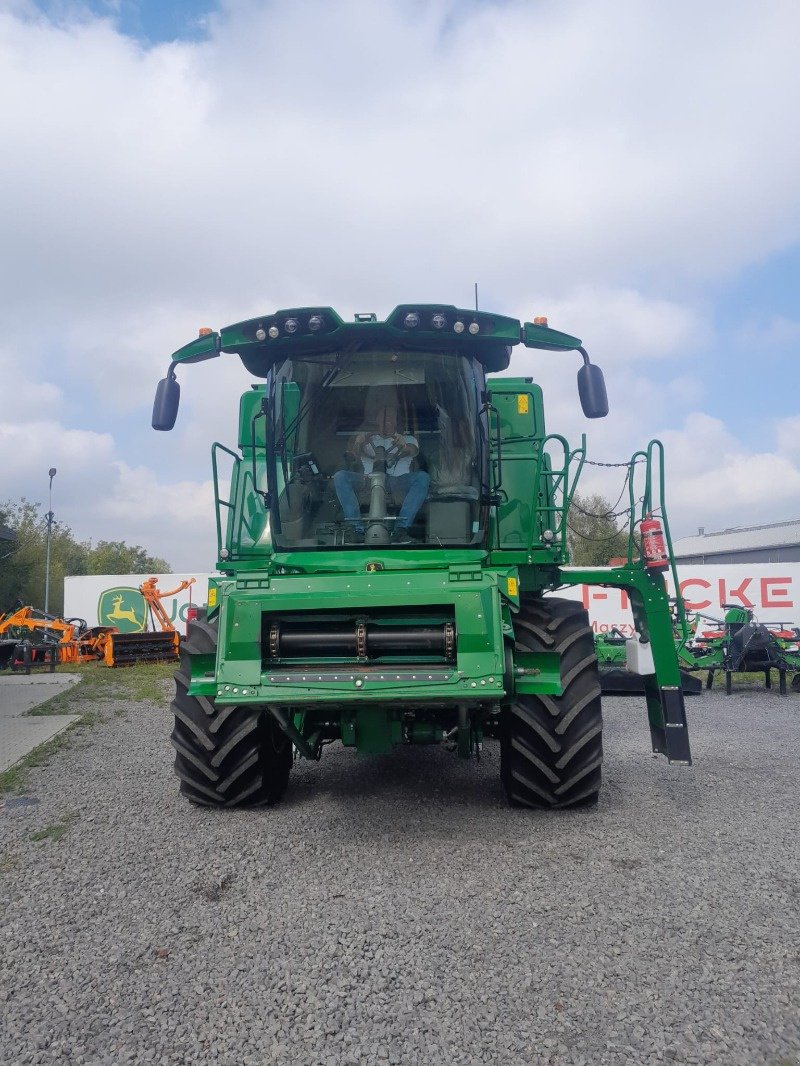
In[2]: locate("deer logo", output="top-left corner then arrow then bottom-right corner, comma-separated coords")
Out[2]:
108,595 -> 139,624
97,588 -> 146,633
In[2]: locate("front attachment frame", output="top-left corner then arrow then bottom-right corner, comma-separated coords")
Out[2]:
560,563 -> 692,765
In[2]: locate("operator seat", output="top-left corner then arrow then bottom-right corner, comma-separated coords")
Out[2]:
337,389 -> 431,538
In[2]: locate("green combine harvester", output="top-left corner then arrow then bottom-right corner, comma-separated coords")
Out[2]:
152,304 -> 692,809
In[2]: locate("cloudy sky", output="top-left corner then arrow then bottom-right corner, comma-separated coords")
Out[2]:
2,0 -> 799,571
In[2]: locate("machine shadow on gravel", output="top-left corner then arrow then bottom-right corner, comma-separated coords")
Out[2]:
286,741 -> 507,810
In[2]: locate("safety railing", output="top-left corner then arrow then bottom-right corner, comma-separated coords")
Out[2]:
532,433 -> 587,558
212,442 -> 240,558
626,438 -> 689,641
212,442 -> 269,559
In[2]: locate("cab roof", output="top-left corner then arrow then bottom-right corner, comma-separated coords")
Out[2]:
170,304 -> 583,377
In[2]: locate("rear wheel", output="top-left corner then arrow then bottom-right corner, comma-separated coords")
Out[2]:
501,597 -> 603,809
170,615 -> 292,807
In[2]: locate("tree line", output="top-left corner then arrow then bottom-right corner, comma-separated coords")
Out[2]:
0,499 -> 171,618
567,492 -> 630,566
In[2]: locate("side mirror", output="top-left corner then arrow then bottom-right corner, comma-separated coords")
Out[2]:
152,372 -> 180,431
577,361 -> 609,419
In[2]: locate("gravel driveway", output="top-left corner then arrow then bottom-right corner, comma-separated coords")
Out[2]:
1,686 -> 798,1065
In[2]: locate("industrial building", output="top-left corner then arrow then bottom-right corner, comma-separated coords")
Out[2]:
672,519 -> 800,564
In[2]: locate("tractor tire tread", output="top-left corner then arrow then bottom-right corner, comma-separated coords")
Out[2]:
170,617 -> 292,808
501,596 -> 603,810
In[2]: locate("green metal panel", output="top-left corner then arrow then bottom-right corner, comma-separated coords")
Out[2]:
209,568 -> 507,704
513,651 -> 563,696
521,322 -> 582,351
171,332 -> 220,364
238,386 -> 267,451
220,596 -> 262,686
487,380 -> 542,552
354,708 -> 403,754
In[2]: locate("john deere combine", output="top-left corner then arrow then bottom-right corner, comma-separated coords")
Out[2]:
152,304 -> 692,809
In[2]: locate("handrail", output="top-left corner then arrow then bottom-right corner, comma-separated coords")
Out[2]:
212,442 -> 240,557
626,439 -> 689,642
533,433 -> 586,557
213,441 -> 269,559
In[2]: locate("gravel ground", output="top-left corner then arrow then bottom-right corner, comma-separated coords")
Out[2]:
1,686 -> 798,1066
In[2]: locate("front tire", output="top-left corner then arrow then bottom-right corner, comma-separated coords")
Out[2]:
170,616 -> 292,807
501,597 -> 603,809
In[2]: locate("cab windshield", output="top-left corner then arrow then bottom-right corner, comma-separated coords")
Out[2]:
268,349 -> 486,549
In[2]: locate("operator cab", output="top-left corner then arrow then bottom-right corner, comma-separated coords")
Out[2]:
153,303 -> 609,560
269,349 -> 487,549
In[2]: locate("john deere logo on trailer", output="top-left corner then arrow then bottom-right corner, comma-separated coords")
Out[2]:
98,588 -> 147,633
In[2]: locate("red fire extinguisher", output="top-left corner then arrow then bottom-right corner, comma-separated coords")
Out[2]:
640,513 -> 670,572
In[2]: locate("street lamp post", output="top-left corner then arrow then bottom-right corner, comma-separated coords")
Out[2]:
44,467 -> 57,615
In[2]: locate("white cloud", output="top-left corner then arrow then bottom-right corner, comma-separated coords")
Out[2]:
95,461 -> 217,567
0,350 -> 63,421
0,419 -> 114,470
775,415 -> 800,461
1,0 -> 799,571
3,0 -> 800,320
648,414 -> 800,532
510,286 -> 707,365
0,416 -> 215,569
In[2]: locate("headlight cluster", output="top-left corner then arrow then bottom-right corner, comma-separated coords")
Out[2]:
254,313 -> 327,341
402,310 -> 481,335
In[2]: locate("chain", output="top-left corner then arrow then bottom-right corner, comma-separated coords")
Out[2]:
567,519 -> 632,544
567,458 -> 645,544
583,457 -> 645,468
567,522 -> 631,541
571,469 -> 631,521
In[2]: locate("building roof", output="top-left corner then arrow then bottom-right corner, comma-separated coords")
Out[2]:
673,518 -> 800,558
0,524 -> 15,542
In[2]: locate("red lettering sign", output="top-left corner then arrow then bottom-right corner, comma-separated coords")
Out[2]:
761,577 -> 794,609
679,578 -> 712,611
723,578 -> 754,608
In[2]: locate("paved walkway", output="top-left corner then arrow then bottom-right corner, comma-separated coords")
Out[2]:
0,674 -> 82,773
